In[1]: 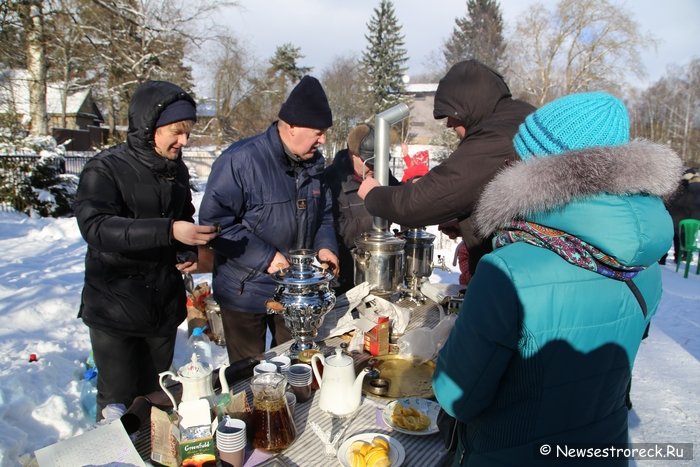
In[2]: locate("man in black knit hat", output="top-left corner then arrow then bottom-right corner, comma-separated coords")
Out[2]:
199,76 -> 339,363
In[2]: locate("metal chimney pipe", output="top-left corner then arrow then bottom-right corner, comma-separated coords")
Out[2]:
372,103 -> 410,231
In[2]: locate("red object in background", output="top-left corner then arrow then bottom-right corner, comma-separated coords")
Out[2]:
402,164 -> 429,182
29,353 -> 38,362
454,241 -> 471,285
401,149 -> 430,182
412,150 -> 429,166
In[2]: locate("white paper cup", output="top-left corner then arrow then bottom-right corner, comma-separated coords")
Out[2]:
270,355 -> 291,374
253,361 -> 278,376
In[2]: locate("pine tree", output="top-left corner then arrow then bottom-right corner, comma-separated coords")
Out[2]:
361,0 -> 408,114
443,0 -> 505,72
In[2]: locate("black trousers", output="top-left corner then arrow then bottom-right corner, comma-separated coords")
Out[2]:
89,326 -> 176,421
220,309 -> 292,363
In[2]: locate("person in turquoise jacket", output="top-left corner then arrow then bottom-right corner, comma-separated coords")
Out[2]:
432,92 -> 683,466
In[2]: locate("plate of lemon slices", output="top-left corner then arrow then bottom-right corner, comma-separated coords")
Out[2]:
382,397 -> 440,435
337,432 -> 405,467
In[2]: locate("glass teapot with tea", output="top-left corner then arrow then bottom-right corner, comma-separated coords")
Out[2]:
250,372 -> 297,451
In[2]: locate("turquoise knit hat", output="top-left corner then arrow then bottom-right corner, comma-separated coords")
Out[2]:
513,92 -> 629,160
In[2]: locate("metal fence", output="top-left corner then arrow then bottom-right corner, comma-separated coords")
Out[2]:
0,151 -> 219,213
1,154 -> 38,212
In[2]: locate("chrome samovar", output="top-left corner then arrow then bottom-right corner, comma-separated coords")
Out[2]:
265,249 -> 336,358
351,103 -> 411,298
353,230 -> 406,296
399,227 -> 437,302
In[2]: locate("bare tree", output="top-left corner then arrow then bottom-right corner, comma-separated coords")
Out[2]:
16,0 -> 48,135
45,0 -> 93,129
0,1 -> 26,69
78,0 -> 216,130
2,0 -> 234,138
213,42 -> 311,140
506,0 -> 652,106
630,59 -> 700,168
321,55 -> 367,157
205,33 -> 257,143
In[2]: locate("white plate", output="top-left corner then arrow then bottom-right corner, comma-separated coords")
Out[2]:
336,433 -> 405,467
382,397 -> 440,435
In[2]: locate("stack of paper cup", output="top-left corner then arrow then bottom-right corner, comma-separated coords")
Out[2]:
286,363 -> 313,403
270,355 -> 291,375
216,417 -> 247,467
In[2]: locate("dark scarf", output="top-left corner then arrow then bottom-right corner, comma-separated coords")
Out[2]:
493,220 -> 644,280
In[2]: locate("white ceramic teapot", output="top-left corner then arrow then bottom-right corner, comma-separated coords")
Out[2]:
311,348 -> 371,417
158,353 -> 229,411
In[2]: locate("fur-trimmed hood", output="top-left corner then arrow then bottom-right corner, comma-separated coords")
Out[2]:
475,140 -> 683,239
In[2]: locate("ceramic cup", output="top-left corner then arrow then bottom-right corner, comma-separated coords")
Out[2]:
253,361 -> 278,376
216,417 -> 246,467
286,363 -> 313,403
269,355 -> 291,375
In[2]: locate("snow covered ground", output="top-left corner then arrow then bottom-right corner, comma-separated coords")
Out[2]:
0,189 -> 698,466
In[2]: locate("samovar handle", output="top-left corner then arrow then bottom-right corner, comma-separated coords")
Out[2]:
266,299 -> 285,314
275,262 -> 287,276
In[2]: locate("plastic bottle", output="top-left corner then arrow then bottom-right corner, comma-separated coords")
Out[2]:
80,366 -> 98,422
187,326 -> 212,368
101,403 -> 127,423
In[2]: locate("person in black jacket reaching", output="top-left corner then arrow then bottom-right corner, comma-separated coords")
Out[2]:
74,80 -> 217,420
358,60 -> 535,275
323,123 -> 400,295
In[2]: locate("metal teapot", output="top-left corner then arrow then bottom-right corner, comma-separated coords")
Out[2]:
158,354 -> 229,411
311,349 -> 372,417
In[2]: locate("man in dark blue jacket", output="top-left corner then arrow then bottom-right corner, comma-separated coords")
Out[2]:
75,80 -> 217,419
199,76 -> 339,363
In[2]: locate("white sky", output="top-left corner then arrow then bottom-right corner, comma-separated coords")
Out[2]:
194,0 -> 700,92
1,187 -> 699,464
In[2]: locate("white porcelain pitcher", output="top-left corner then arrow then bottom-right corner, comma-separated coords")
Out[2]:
311,348 -> 371,417
158,353 -> 229,411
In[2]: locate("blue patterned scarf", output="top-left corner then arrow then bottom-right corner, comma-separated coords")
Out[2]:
493,220 -> 644,280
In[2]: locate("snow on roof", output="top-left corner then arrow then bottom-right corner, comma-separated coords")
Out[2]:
0,69 -> 92,116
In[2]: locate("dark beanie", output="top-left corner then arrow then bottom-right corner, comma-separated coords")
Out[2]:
278,76 -> 333,129
155,99 -> 197,128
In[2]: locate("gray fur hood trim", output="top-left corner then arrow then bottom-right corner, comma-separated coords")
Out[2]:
475,140 -> 683,238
